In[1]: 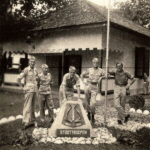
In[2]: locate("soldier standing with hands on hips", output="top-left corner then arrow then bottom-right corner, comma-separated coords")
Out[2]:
109,63 -> 136,125
81,58 -> 105,124
38,64 -> 54,124
17,56 -> 38,129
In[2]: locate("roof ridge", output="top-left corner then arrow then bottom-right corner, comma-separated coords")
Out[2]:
86,0 -> 150,37
32,0 -> 150,37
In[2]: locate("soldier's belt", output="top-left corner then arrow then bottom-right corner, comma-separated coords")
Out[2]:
115,84 -> 126,87
88,82 -> 98,85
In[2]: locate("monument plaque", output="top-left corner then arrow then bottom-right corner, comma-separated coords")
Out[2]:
57,129 -> 90,137
49,101 -> 96,138
62,103 -> 85,127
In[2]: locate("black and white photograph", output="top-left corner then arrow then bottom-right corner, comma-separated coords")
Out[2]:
0,0 -> 150,149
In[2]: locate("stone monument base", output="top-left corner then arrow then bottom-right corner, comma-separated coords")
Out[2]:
49,100 -> 96,137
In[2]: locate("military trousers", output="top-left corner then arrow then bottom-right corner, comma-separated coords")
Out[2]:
114,85 -> 128,121
39,94 -> 54,118
84,83 -> 97,115
23,92 -> 36,125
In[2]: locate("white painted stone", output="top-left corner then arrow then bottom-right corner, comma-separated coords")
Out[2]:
47,138 -> 52,142
80,141 -> 86,144
8,116 -> 16,122
136,109 -> 142,114
147,123 -> 150,128
54,140 -> 63,144
16,115 -> 23,119
0,118 -> 8,124
86,140 -> 91,144
92,140 -> 99,145
143,110 -> 149,115
129,108 -> 135,113
39,138 -> 46,143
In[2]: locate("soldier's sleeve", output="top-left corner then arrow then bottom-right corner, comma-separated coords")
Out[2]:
49,73 -> 53,85
62,74 -> 67,86
17,68 -> 28,80
76,75 -> 80,87
82,68 -> 89,76
126,72 -> 134,80
101,69 -> 105,76
108,70 -> 116,76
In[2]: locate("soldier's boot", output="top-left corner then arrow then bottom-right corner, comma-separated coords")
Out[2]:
91,114 -> 95,124
88,112 -> 91,120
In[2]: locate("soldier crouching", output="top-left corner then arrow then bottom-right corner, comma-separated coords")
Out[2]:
59,66 -> 81,106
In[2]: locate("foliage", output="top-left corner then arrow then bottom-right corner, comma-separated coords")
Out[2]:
12,129 -> 35,146
0,0 -> 74,39
114,0 -> 150,30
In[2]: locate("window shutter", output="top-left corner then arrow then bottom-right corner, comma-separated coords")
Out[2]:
144,50 -> 149,76
135,47 -> 149,78
135,47 -> 144,78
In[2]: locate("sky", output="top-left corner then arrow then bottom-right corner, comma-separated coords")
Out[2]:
88,0 -> 128,8
12,0 -> 128,14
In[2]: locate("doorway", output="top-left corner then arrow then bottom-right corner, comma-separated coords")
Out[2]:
64,55 -> 82,76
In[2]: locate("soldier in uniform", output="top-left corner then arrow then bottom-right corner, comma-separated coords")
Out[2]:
109,63 -> 136,124
59,66 -> 80,106
17,56 -> 38,129
38,64 -> 54,123
81,58 -> 105,123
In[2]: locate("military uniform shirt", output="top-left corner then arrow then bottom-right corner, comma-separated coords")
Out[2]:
83,68 -> 105,83
61,73 -> 80,91
38,73 -> 53,94
17,66 -> 38,93
109,70 -> 134,86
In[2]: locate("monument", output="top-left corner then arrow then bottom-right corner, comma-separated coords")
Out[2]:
49,100 -> 96,138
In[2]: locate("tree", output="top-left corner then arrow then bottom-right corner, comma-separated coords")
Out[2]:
0,0 -> 74,39
114,0 -> 150,30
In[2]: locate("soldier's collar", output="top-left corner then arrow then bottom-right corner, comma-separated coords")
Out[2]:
28,66 -> 36,71
69,73 -> 75,79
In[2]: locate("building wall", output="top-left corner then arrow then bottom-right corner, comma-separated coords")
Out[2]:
34,27 -> 103,51
102,27 -> 150,94
33,54 -> 60,86
32,27 -> 104,86
65,49 -> 101,72
31,26 -> 150,95
34,55 -> 46,73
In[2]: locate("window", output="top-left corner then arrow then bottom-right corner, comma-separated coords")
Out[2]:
135,47 -> 149,78
20,58 -> 28,70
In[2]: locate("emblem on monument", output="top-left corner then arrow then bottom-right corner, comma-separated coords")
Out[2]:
62,103 -> 85,127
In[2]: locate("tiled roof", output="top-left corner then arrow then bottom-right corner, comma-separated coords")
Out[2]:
32,0 -> 150,37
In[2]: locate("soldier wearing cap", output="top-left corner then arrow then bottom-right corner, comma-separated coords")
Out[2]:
81,58 -> 105,123
59,66 -> 80,106
17,56 -> 38,129
38,64 -> 54,123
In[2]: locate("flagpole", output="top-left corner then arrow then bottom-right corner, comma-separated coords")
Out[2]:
104,0 -> 111,125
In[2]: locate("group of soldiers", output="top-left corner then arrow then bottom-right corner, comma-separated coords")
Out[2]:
17,56 -> 136,129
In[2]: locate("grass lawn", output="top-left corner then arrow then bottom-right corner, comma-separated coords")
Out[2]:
0,89 -> 60,118
0,90 -> 150,150
0,120 -> 141,150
